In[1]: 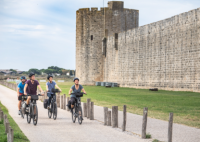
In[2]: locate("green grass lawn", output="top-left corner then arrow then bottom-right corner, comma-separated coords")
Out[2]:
0,102 -> 29,142
41,81 -> 200,128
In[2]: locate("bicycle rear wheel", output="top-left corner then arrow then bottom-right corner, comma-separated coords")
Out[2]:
48,104 -> 52,118
78,106 -> 83,125
53,103 -> 57,120
72,107 -> 76,123
33,105 -> 38,126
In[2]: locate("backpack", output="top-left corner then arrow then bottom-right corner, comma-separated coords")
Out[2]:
43,99 -> 48,109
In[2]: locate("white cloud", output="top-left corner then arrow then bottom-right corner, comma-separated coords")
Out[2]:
0,0 -> 200,71
35,25 -> 44,30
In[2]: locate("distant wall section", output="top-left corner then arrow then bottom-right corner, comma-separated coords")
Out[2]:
104,8 -> 200,91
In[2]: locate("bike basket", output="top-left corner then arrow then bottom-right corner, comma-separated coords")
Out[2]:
18,95 -> 27,100
51,88 -> 60,93
75,93 -> 83,97
31,95 -> 38,100
43,99 -> 48,109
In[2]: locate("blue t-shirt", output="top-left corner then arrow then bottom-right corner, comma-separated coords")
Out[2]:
70,84 -> 83,98
46,81 -> 56,92
18,82 -> 25,93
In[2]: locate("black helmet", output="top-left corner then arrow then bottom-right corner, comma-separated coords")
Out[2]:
29,72 -> 35,78
20,76 -> 26,80
73,77 -> 79,82
47,74 -> 53,80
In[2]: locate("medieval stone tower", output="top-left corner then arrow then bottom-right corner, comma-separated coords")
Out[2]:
76,1 -> 200,92
76,1 -> 139,85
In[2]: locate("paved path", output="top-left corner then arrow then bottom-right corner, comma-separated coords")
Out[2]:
0,85 -> 148,142
92,102 -> 200,142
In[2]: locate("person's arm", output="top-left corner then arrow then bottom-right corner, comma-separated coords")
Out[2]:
82,88 -> 86,94
38,85 -> 44,95
24,84 -> 28,95
68,88 -> 72,95
55,84 -> 61,92
46,85 -> 49,92
17,88 -> 20,97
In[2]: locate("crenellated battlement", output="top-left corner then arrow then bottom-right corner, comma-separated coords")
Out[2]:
76,1 -> 138,16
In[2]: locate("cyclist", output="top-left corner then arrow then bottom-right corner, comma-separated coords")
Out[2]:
24,72 -> 44,107
16,77 -> 21,85
17,76 -> 26,115
46,74 -> 62,109
68,77 -> 86,114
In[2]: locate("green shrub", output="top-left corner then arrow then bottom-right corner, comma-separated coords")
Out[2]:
146,133 -> 151,139
152,139 -> 160,142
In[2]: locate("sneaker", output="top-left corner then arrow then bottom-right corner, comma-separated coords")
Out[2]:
18,110 -> 21,115
25,102 -> 29,107
34,116 -> 37,121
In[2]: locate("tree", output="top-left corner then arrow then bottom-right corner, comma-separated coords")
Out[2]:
62,69 -> 69,75
44,69 -> 54,75
28,68 -> 41,75
48,66 -> 63,74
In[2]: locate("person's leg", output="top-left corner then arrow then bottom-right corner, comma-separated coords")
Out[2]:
48,96 -> 51,106
18,100 -> 21,115
26,96 -> 31,105
18,100 -> 21,110
47,96 -> 52,109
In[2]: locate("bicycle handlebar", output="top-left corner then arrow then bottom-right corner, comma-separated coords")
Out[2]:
71,92 -> 86,95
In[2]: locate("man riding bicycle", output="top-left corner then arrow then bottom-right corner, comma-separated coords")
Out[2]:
68,78 -> 86,118
24,72 -> 44,106
17,76 -> 26,115
46,74 -> 61,109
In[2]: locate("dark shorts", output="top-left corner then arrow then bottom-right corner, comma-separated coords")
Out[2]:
18,93 -> 24,101
70,97 -> 76,105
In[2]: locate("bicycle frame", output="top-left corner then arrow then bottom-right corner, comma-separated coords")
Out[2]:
26,94 -> 40,125
30,99 -> 37,116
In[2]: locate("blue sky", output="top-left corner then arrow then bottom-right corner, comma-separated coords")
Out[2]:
0,0 -> 200,71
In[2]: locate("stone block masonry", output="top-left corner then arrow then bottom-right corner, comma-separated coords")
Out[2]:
76,1 -> 139,85
76,1 -> 200,92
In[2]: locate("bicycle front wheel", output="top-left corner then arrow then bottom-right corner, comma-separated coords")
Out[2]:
48,104 -> 52,119
27,113 -> 31,123
72,107 -> 76,123
78,106 -> 83,125
33,105 -> 38,126
53,103 -> 57,120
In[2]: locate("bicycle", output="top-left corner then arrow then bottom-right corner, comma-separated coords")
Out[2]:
70,92 -> 86,125
26,94 -> 41,126
47,89 -> 59,120
18,95 -> 27,119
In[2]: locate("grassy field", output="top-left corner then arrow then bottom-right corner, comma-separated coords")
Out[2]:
0,102 -> 29,142
40,81 -> 200,128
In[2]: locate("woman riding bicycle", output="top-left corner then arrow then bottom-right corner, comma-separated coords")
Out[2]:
24,72 -> 44,105
68,78 -> 86,113
46,74 -> 62,109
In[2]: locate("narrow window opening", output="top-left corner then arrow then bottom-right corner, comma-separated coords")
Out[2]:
91,35 -> 93,40
115,33 -> 118,50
